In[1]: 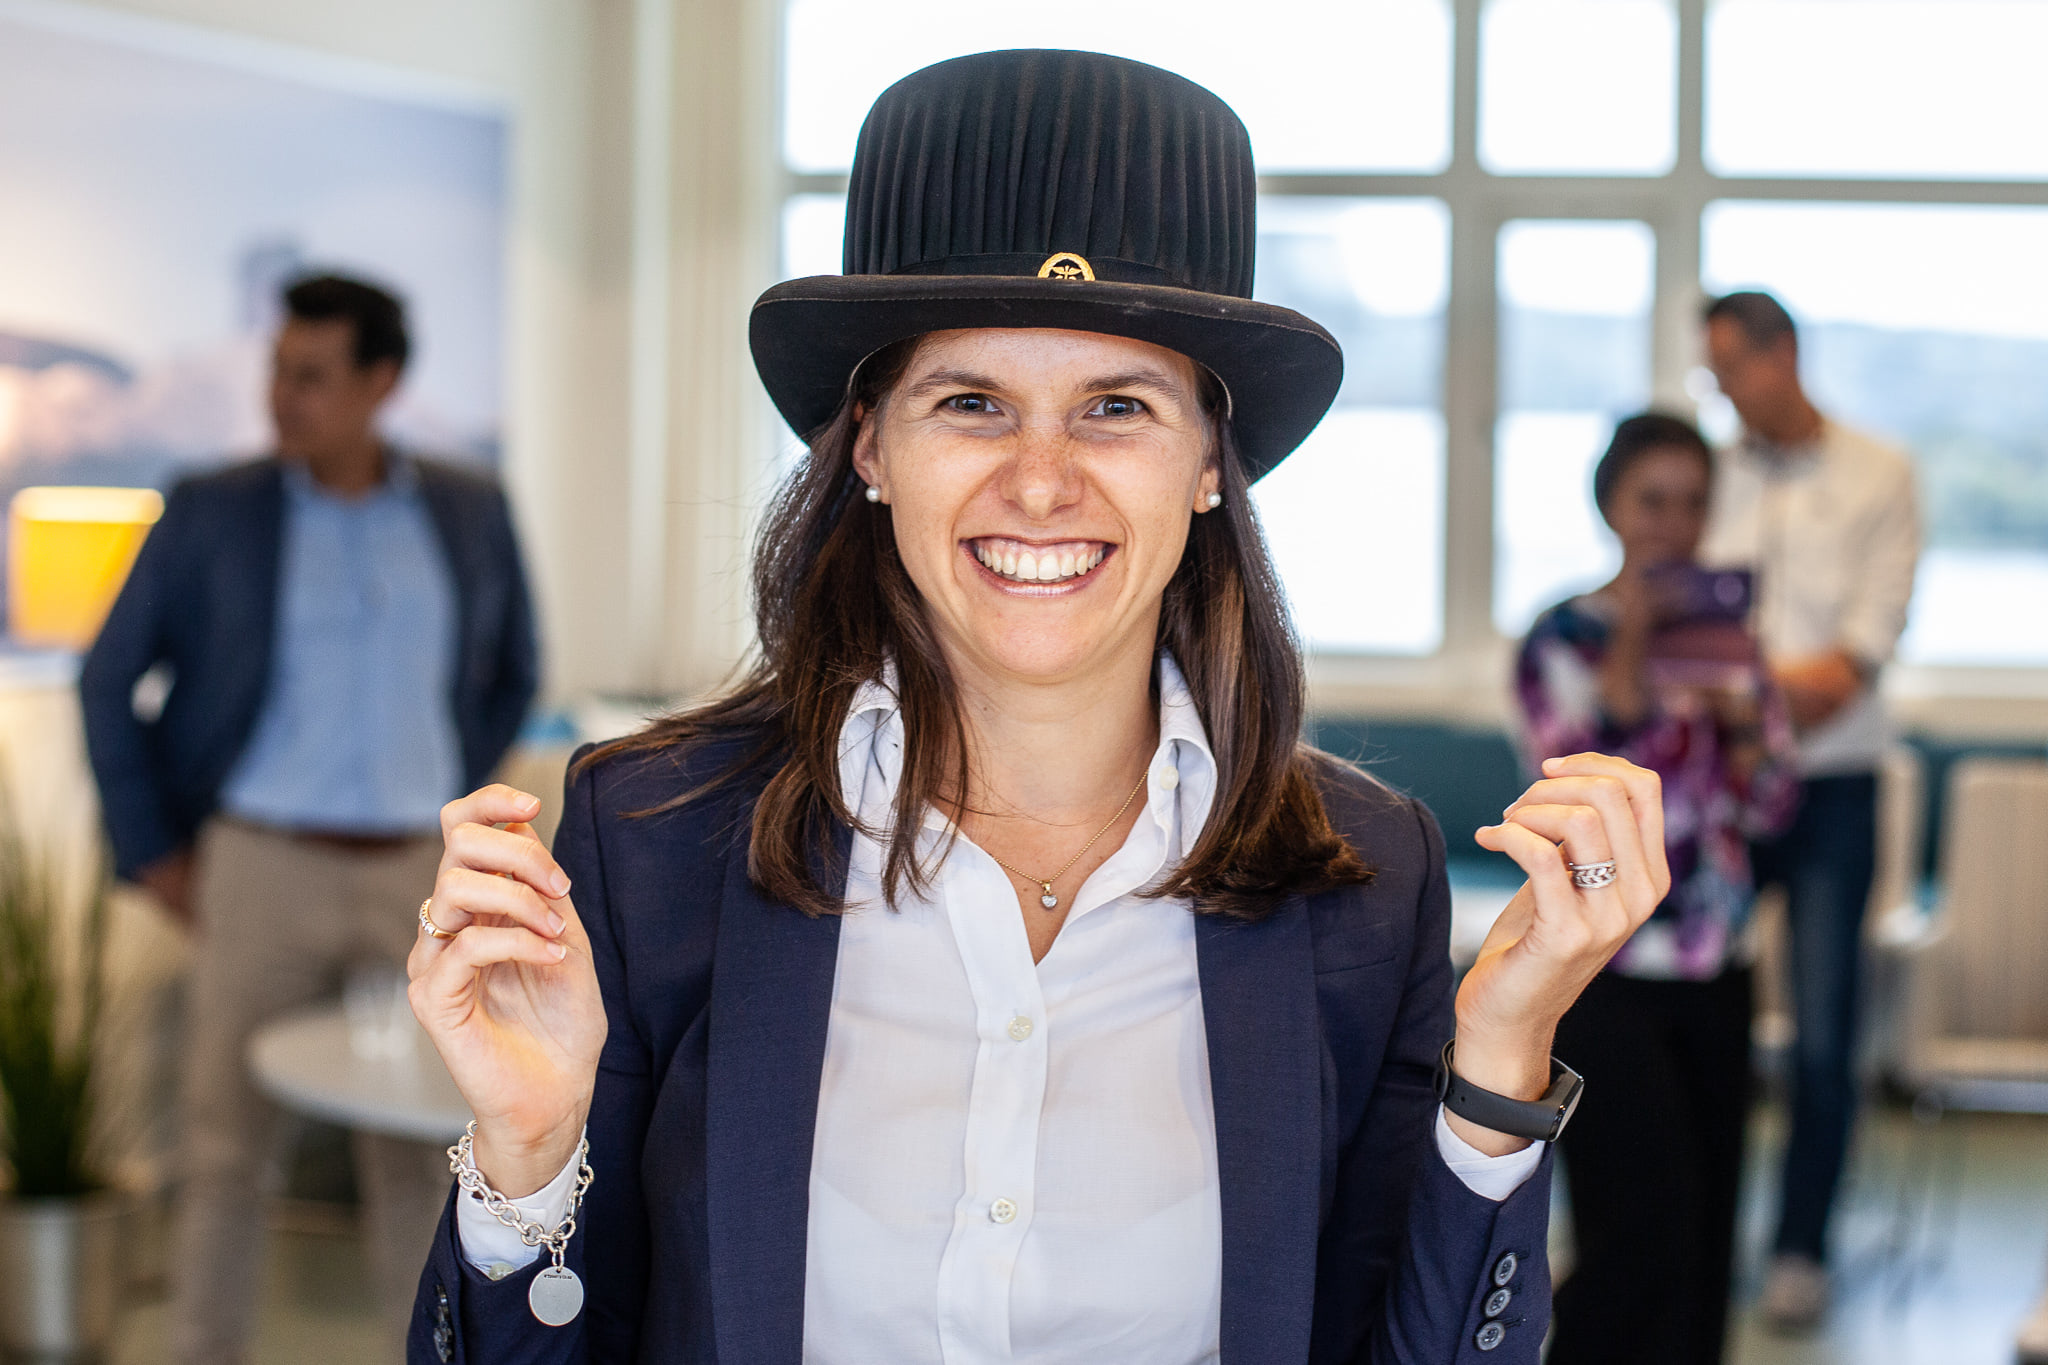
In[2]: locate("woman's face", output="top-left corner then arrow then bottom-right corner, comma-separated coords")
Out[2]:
852,327 -> 1222,689
1603,446 -> 1711,568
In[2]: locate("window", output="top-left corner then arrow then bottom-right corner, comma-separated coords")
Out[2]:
783,0 -> 1453,175
1707,0 -> 2048,180
1480,0 -> 1677,175
1702,201 -> 2048,665
1253,199 -> 1449,654
778,0 -> 2048,689
1493,220 -> 1655,633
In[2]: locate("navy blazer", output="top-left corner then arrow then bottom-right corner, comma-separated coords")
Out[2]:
411,737 -> 1554,1365
79,454 -> 539,877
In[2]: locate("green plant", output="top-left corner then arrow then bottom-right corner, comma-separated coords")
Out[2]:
0,798 -> 108,1199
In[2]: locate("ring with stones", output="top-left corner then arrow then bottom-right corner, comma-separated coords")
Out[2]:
1567,859 -> 1619,890
419,897 -> 459,939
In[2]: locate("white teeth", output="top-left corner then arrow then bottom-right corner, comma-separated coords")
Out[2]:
973,541 -> 1107,584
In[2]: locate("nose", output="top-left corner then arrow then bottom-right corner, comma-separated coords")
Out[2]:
1002,424 -> 1084,522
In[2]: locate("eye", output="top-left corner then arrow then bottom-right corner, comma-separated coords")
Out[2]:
940,393 -> 998,415
1090,395 -> 1145,419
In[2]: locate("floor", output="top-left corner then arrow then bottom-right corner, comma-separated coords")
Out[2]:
106,1103 -> 2047,1364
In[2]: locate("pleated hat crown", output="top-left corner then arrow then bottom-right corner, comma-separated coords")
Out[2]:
750,49 -> 1343,480
844,50 -> 1256,296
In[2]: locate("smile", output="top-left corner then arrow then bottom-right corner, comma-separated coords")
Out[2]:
964,537 -> 1110,586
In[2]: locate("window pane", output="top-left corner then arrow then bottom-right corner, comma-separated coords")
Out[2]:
1707,1 -> 2048,180
784,0 -> 1452,174
781,193 -> 845,279
1493,220 -> 1655,634
1252,199 -> 1449,655
1702,201 -> 2048,665
1480,0 -> 1676,175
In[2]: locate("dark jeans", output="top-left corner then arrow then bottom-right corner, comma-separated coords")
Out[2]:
1751,772 -> 1879,1264
1550,967 -> 1754,1365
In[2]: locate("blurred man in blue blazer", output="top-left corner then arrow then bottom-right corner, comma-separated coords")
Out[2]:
80,273 -> 537,1364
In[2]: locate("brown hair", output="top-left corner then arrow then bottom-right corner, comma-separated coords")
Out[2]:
584,336 -> 1370,918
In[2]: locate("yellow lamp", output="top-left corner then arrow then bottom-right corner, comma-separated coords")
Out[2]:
8,486 -> 165,651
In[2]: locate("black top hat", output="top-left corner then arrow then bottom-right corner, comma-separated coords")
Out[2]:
749,49 -> 1343,482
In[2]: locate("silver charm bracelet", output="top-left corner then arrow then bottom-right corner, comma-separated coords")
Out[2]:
448,1121 -> 595,1326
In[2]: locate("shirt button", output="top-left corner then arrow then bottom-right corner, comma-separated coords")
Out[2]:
1155,765 -> 1179,791
989,1198 -> 1018,1224
1007,1016 -> 1034,1042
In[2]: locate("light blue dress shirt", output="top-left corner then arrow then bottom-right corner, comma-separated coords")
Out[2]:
218,456 -> 462,834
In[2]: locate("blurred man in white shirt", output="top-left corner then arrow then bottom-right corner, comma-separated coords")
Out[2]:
1699,291 -> 1921,1333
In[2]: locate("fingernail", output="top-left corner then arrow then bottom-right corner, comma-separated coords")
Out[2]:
549,871 -> 571,898
546,910 -> 566,935
549,942 -> 567,961
518,793 -> 540,812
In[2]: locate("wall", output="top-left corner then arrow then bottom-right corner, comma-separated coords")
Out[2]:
57,0 -> 647,700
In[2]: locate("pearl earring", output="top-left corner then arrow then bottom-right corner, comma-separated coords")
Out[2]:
865,485 -> 882,503
1205,492 -> 1223,510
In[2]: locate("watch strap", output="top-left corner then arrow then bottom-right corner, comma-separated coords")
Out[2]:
1435,1039 -> 1584,1143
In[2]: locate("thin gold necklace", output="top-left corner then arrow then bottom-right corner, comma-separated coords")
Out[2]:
986,769 -> 1151,911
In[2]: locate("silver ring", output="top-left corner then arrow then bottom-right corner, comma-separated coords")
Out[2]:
418,897 -> 458,940
1568,859 -> 1619,890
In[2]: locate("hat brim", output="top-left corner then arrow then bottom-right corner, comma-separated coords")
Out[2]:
749,275 -> 1343,483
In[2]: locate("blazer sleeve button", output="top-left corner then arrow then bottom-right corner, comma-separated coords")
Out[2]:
1484,1286 -> 1512,1318
1475,1320 -> 1507,1351
1492,1251 -> 1519,1286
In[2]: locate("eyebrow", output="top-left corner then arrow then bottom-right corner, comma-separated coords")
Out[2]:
899,365 -> 1193,403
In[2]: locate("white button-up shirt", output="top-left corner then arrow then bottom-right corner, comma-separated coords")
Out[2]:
1701,418 -> 1921,776
457,656 -> 1539,1360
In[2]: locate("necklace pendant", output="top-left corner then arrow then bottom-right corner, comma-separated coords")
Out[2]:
529,1264 -> 584,1326
1039,884 -> 1058,910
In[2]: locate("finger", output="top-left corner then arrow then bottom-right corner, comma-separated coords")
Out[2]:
1539,753 -> 1668,892
414,924 -> 572,1017
1474,819 -> 1578,915
434,866 -> 569,940
1475,821 -> 1623,966
1494,805 -> 1642,941
443,820 -> 572,901
440,785 -> 544,839
1503,777 -> 1657,910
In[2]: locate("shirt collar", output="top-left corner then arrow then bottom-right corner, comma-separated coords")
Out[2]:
279,447 -> 415,501
1736,417 -> 1831,473
835,653 -> 1220,849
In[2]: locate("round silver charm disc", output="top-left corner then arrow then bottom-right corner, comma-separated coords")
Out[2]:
529,1265 -> 585,1326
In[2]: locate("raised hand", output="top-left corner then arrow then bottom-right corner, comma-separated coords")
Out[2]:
1452,752 -> 1670,1154
407,784 -> 607,1197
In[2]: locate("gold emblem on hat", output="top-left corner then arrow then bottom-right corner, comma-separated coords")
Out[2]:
1037,252 -> 1095,282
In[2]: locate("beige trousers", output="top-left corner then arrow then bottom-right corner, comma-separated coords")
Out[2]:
171,818 -> 447,1365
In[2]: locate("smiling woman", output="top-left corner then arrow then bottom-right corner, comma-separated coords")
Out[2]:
402,49 -> 1671,1365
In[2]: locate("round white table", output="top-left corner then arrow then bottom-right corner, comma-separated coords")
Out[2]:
247,1004 -> 471,1144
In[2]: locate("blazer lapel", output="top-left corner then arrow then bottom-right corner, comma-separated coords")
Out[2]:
1198,898 -> 1324,1365
704,827 -> 847,1365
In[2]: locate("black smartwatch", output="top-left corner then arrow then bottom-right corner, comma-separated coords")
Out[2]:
1435,1040 -> 1584,1143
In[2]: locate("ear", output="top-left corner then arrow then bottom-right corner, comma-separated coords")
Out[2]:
363,360 -> 402,406
850,404 -> 885,498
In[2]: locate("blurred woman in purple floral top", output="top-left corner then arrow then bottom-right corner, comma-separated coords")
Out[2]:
1514,413 -> 1798,1365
